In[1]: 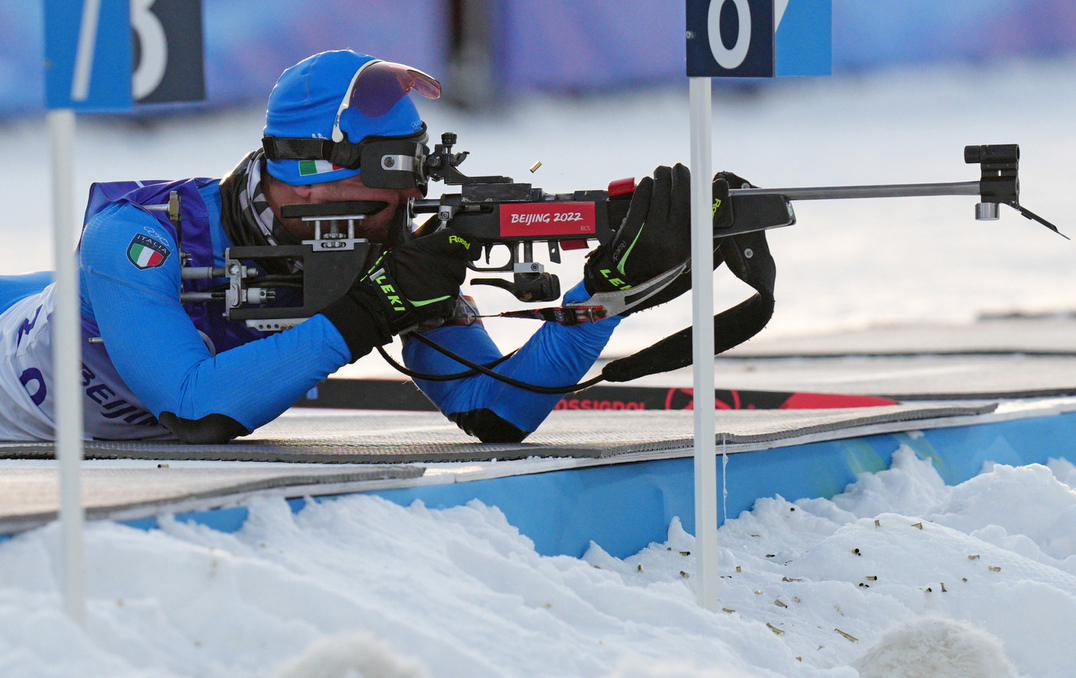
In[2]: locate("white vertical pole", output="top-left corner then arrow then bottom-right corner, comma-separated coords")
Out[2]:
689,77 -> 719,610
48,108 -> 86,627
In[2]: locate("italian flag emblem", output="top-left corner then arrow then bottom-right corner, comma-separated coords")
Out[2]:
298,159 -> 344,177
126,233 -> 170,269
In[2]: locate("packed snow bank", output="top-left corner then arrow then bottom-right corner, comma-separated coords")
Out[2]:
1,448 -> 1074,677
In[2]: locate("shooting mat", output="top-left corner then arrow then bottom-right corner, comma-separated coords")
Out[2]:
0,403 -> 996,465
0,403 -> 1013,535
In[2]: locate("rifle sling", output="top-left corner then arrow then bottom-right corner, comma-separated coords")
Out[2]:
600,228 -> 777,383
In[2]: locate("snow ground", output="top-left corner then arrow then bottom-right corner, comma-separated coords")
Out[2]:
2,59 -> 1076,676
2,449 -> 1076,677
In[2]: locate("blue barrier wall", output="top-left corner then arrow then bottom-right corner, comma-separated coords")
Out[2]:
3,0 -> 1075,114
114,410 -> 1076,560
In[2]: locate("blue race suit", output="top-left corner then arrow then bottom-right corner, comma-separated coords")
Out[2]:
0,178 -> 619,442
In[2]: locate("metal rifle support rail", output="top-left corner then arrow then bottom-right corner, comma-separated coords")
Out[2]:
740,181 -> 978,200
720,144 -> 1067,240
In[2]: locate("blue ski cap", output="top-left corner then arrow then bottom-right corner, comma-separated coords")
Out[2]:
264,50 -> 427,186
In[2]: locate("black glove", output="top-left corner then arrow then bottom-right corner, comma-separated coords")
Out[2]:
600,169 -> 754,315
599,171 -> 777,384
321,228 -> 480,362
584,164 -> 691,303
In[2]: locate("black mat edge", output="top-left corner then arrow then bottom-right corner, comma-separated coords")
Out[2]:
718,403 -> 998,444
0,404 -> 999,465
0,440 -> 601,464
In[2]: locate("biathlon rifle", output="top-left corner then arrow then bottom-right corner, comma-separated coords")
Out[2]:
417,139 -> 1065,317
202,138 -> 1063,330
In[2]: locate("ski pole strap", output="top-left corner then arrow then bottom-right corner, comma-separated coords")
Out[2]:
600,228 -> 777,383
498,305 -> 609,325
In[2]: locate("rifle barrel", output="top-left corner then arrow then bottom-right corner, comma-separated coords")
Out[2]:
416,180 -> 985,211
733,181 -> 981,201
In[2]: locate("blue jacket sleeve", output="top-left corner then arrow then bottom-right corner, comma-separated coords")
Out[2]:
402,282 -> 620,439
79,202 -> 352,434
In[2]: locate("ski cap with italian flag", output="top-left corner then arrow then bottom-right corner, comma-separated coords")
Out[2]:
263,50 -> 425,186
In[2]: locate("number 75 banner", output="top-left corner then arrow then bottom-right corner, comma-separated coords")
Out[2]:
687,0 -> 830,77
44,0 -> 205,111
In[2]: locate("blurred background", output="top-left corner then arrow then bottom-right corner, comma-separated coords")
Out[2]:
2,0 -> 1075,370
3,0 -> 1076,114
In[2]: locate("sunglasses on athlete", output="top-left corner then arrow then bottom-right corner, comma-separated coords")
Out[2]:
262,59 -> 441,190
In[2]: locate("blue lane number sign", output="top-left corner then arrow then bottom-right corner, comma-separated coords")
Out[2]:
44,0 -> 205,111
686,0 -> 830,77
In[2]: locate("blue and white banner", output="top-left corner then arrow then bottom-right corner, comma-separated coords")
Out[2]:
44,0 -> 133,110
44,0 -> 204,111
686,0 -> 831,77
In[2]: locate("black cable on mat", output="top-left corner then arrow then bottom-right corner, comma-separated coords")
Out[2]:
381,333 -> 604,395
376,342 -> 515,382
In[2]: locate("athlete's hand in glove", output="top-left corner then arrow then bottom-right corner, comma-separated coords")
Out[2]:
321,228 -> 480,362
583,164 -> 691,308
585,168 -> 757,316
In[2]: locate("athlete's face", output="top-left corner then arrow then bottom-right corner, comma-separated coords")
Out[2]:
276,173 -> 423,243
